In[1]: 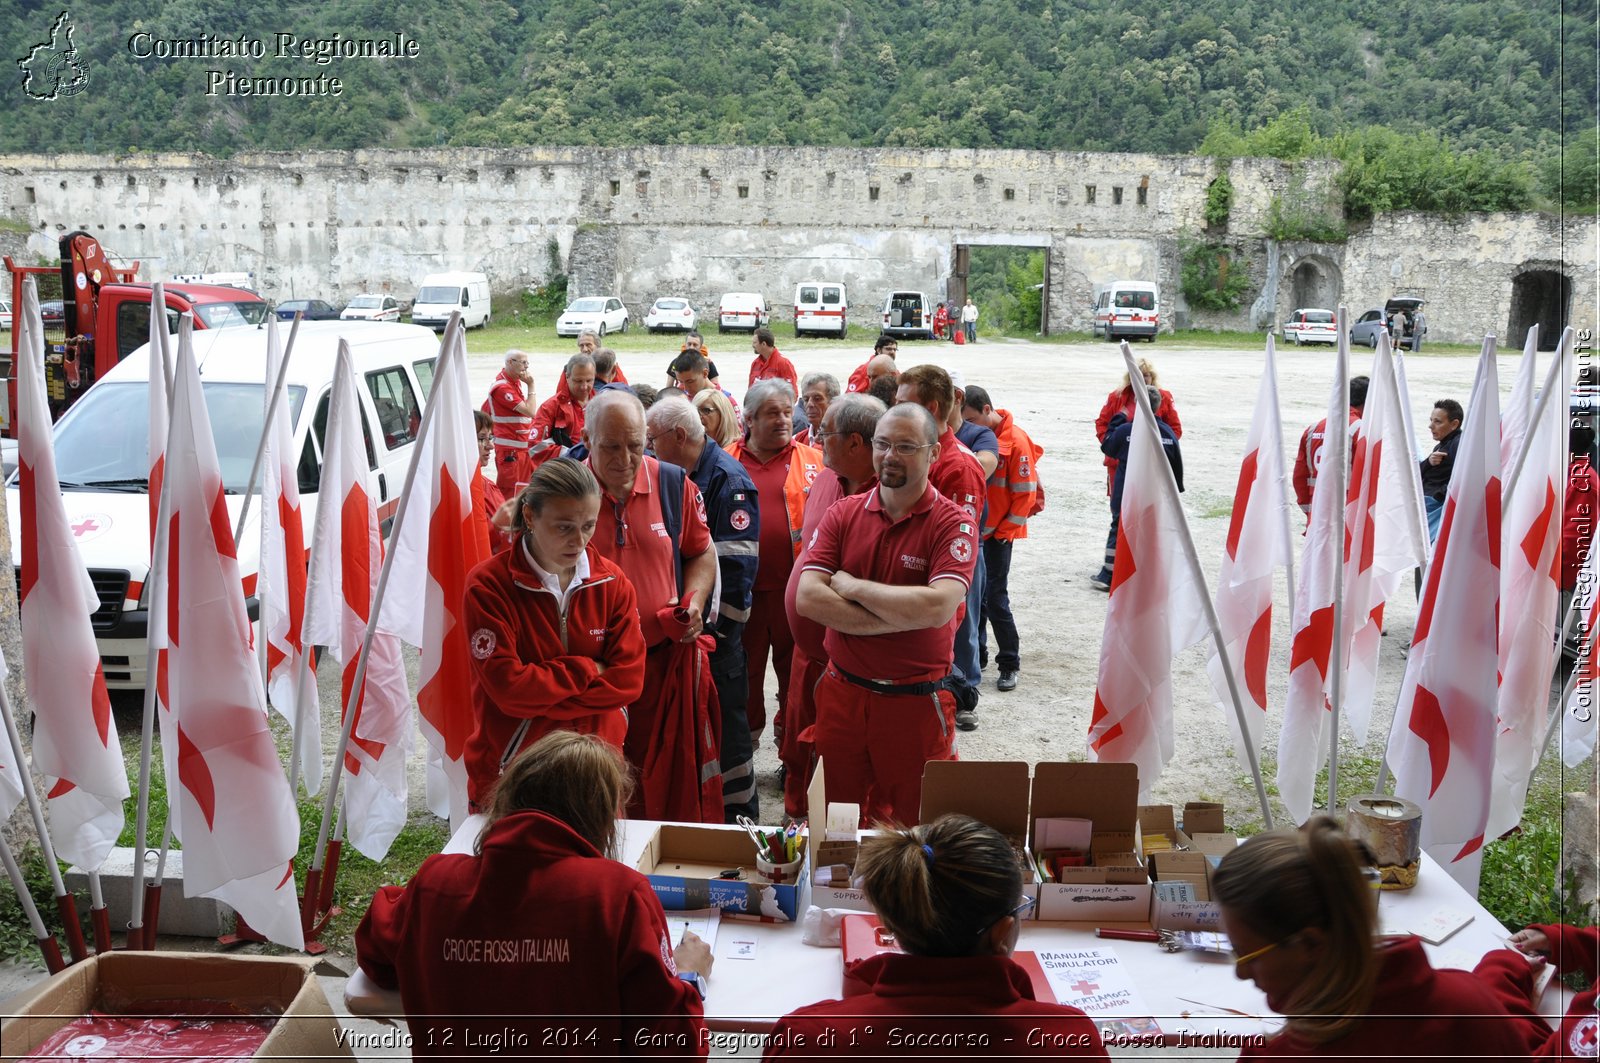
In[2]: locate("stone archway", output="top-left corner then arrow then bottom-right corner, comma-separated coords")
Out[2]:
1288,254 -> 1342,312
1508,265 -> 1570,350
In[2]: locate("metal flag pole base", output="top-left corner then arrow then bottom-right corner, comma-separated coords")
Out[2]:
218,906 -> 334,956
136,882 -> 163,951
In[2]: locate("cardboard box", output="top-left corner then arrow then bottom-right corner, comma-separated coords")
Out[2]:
0,951 -> 351,1061
1183,802 -> 1227,835
636,824 -> 804,922
1147,828 -> 1238,931
919,760 -> 1037,918
805,764 -> 874,913
1030,763 -> 1151,922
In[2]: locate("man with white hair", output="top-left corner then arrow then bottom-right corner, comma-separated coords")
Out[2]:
797,403 -> 978,825
730,379 -> 821,746
484,349 -> 536,495
584,389 -> 723,821
793,371 -> 840,448
646,395 -> 762,821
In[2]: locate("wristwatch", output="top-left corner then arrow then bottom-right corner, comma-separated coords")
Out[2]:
677,971 -> 707,1000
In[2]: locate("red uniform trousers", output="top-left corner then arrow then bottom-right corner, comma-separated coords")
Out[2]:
780,651 -> 825,820
623,637 -> 724,824
741,587 -> 794,738
813,666 -> 956,826
494,445 -> 529,497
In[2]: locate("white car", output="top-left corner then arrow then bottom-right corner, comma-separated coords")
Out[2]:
1282,307 -> 1338,346
644,297 -> 697,333
341,294 -> 402,322
717,292 -> 770,333
556,296 -> 629,338
0,299 -> 10,330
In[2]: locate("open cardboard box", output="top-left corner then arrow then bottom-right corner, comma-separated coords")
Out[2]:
1141,806 -> 1239,931
920,760 -> 1037,919
1030,762 -> 1151,922
805,762 -> 874,913
0,951 -> 351,1061
636,824 -> 804,922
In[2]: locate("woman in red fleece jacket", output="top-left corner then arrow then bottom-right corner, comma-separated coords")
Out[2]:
355,732 -> 712,1057
1213,816 -> 1528,1061
1476,922 -> 1599,1058
462,458 -> 647,810
764,815 -> 1108,1060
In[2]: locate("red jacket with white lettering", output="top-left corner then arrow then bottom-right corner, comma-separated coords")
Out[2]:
462,541 -> 647,809
762,953 -> 1108,1060
357,810 -> 706,1058
1475,923 -> 1599,1058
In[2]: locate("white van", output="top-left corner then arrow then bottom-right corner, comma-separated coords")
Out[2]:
717,292 -> 770,333
793,281 -> 848,338
4,321 -> 440,689
880,290 -> 935,339
412,271 -> 491,330
1092,280 -> 1161,341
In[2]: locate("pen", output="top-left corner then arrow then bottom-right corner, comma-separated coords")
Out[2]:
1096,928 -> 1162,942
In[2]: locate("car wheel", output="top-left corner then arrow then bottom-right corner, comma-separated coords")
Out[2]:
620,317 -> 629,333
598,323 -> 607,338
718,324 -> 727,334
1294,334 -> 1304,346
1368,333 -> 1378,349
794,326 -> 802,339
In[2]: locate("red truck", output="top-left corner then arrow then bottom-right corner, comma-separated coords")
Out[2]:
3,231 -> 269,435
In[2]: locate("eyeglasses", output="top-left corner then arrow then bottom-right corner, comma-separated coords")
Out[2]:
1232,934 -> 1296,971
978,895 -> 1036,936
872,439 -> 936,457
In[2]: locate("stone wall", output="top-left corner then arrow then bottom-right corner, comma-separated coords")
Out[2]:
0,146 -> 1591,343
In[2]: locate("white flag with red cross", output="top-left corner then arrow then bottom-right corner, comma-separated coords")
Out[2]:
160,316 -> 304,948
15,276 -> 127,872
304,343 -> 412,860
375,322 -> 488,828
1386,340 -> 1502,893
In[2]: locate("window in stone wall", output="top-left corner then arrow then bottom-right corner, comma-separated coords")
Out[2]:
1004,187 -> 1016,201
1112,187 -> 1123,205
1138,179 -> 1149,206
869,185 -> 880,201
738,184 -> 749,199
610,180 -> 620,196
1085,185 -> 1096,205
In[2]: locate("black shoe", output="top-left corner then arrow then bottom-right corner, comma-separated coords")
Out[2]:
997,670 -> 1018,692
955,709 -> 979,731
1089,568 -> 1112,591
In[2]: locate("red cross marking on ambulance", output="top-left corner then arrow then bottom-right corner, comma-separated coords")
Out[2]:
71,517 -> 101,537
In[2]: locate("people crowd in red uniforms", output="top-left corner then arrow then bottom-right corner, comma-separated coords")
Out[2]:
1213,816 -> 1528,1061
484,350 -> 536,495
1090,359 -> 1181,589
764,814 -> 1108,1060
1292,376 -> 1367,524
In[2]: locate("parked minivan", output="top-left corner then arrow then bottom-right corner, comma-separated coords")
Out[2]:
793,281 -> 848,338
1092,280 -> 1161,341
880,290 -> 935,339
412,271 -> 491,330
718,292 -> 770,333
5,321 -> 440,689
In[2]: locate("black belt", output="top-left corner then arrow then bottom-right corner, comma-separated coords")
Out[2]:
833,665 -> 950,697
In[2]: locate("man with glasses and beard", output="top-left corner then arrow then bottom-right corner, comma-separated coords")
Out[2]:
796,403 -> 979,826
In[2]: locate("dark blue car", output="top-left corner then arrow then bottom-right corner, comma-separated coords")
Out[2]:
274,298 -> 343,321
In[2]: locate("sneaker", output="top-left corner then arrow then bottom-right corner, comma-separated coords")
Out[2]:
1089,568 -> 1113,591
955,709 -> 979,731
997,670 -> 1019,692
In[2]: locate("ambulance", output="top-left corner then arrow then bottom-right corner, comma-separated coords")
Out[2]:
793,281 -> 848,338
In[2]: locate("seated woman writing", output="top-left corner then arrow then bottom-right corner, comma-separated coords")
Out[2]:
1213,815 -> 1527,1061
763,814 -> 1109,1059
349,731 -> 713,1057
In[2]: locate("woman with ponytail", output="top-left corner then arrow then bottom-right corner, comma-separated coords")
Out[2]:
1214,816 -> 1526,1060
763,815 -> 1108,1059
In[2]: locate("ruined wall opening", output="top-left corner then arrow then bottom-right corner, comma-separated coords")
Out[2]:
959,241 -> 1052,337
1289,256 -> 1341,311
1508,268 -> 1570,350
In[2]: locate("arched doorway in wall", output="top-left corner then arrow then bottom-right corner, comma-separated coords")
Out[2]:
1508,266 -> 1570,350
1286,254 -> 1343,315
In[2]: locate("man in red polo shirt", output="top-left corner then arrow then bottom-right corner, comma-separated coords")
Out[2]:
796,403 -> 979,825
780,393 -> 885,819
583,390 -> 722,822
485,350 -> 536,495
748,327 -> 799,394
730,380 -> 822,743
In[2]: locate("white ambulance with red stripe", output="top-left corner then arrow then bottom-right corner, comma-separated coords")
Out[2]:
1091,280 -> 1161,342
793,280 -> 848,338
6,321 -> 438,689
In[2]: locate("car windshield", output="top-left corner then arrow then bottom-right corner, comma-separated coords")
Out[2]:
195,301 -> 271,327
349,296 -> 382,308
417,286 -> 461,303
656,299 -> 686,310
1305,311 -> 1335,323
568,298 -> 606,312
51,381 -> 307,493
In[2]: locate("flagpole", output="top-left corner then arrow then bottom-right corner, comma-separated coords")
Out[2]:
233,315 -> 303,550
1266,337 -> 1297,609
1120,344 -> 1273,827
0,832 -> 64,972
306,315 -> 463,908
130,313 -> 181,951
1502,328 -> 1572,512
1325,311 -> 1352,816
0,680 -> 88,963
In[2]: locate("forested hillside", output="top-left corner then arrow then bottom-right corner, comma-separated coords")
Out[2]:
5,0 -> 1593,206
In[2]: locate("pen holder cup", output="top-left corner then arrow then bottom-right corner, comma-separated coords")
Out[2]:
756,853 -> 803,885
